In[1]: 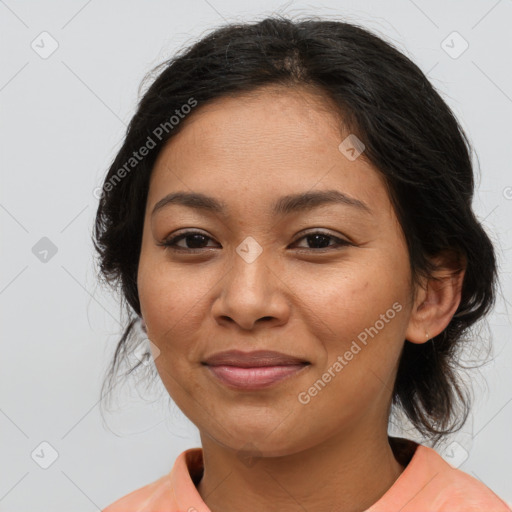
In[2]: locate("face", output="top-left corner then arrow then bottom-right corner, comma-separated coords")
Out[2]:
137,86 -> 418,456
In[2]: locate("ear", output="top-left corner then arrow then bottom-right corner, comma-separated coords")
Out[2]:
405,250 -> 466,344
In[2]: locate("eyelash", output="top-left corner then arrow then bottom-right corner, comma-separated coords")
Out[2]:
158,230 -> 352,253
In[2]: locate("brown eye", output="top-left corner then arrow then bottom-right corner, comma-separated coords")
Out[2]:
159,231 -> 219,251
292,231 -> 352,250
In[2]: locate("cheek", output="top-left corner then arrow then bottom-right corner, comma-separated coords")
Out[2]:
137,261 -> 203,402
292,255 -> 404,334
292,253 -> 409,378
137,256 -> 207,337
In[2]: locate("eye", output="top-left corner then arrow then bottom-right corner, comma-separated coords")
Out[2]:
158,230 -> 219,251
290,231 -> 352,251
158,229 -> 352,253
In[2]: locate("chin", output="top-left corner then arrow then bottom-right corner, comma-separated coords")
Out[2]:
203,422 -> 317,459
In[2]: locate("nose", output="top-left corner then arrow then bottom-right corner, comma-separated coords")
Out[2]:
211,249 -> 290,331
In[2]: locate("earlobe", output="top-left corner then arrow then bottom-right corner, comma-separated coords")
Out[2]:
405,252 -> 466,344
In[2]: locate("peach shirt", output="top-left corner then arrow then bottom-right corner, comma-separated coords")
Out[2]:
102,438 -> 511,512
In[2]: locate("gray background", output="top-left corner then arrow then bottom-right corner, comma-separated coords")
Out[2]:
1,0 -> 511,510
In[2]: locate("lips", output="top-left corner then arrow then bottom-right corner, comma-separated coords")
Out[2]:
203,349 -> 310,367
202,350 -> 310,390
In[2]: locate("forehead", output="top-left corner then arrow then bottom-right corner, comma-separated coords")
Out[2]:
147,86 -> 392,219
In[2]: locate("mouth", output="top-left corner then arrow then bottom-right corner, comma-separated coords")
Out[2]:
202,350 -> 311,390
205,364 -> 310,390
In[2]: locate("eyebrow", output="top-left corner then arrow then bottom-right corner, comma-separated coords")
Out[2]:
151,189 -> 372,218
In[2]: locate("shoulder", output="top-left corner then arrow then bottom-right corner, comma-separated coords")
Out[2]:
369,439 -> 511,512
406,443 -> 510,511
101,448 -> 203,512
427,455 -> 511,511
101,473 -> 174,512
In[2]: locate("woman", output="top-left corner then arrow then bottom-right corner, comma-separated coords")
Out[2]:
95,16 -> 511,512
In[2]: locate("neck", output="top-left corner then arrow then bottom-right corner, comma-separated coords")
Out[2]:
196,426 -> 405,512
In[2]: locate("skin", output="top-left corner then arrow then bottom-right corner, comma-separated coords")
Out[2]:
137,85 -> 465,512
